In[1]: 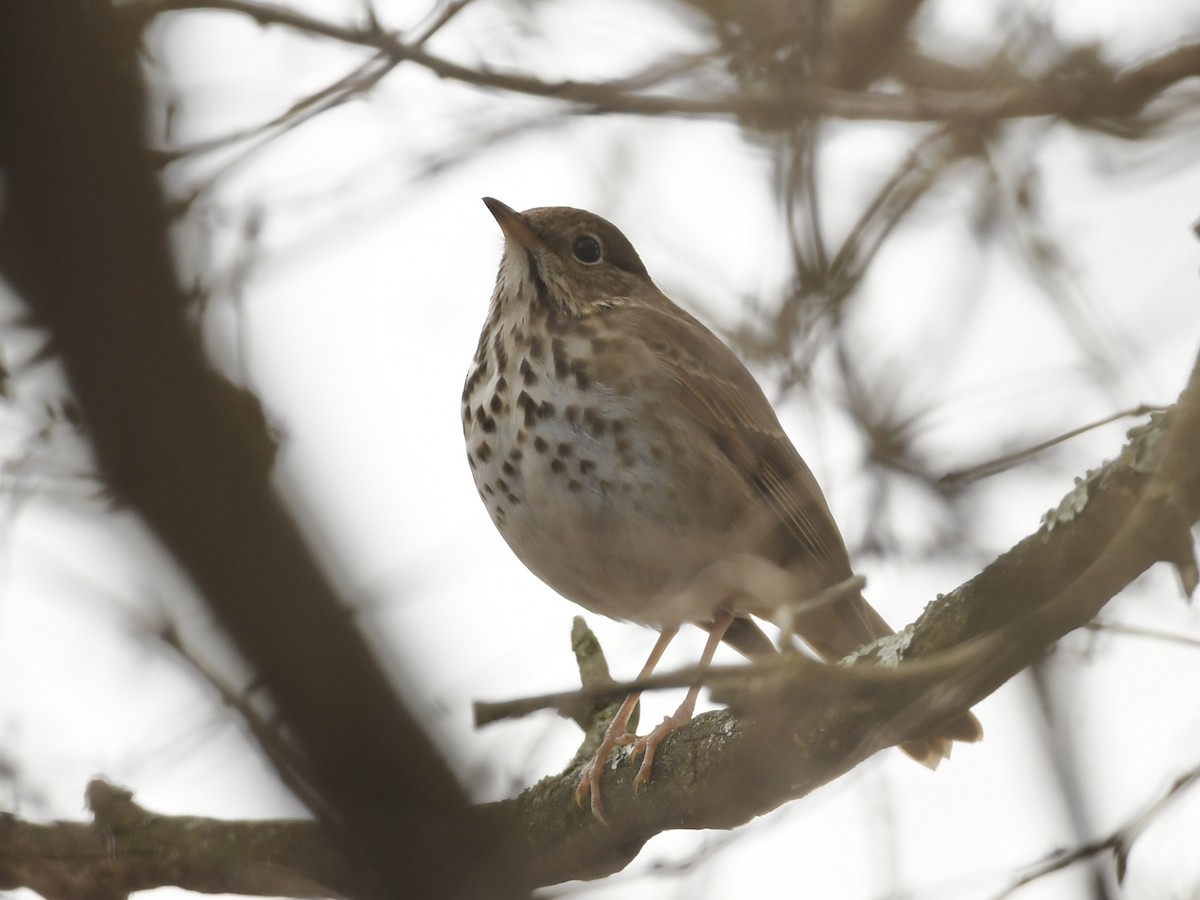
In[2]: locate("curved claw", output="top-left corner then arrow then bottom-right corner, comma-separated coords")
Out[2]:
575,728 -> 636,823
631,713 -> 688,791
575,757 -> 607,823
571,626 -> 689,821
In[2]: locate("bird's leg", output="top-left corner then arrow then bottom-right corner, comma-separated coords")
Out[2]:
576,625 -> 679,822
632,612 -> 733,790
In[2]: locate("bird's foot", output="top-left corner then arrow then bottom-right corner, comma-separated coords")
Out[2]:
574,725 -> 637,823
632,711 -> 690,790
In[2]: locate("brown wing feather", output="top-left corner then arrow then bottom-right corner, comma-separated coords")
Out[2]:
616,300 -> 893,658
611,295 -> 983,756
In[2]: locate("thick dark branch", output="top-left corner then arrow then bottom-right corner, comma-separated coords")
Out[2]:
0,5 -> 523,898
0,781 -> 343,899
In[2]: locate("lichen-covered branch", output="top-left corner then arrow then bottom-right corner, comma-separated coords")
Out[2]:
0,781 -> 345,900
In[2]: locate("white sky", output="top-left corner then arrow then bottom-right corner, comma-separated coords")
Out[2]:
2,1 -> 1200,898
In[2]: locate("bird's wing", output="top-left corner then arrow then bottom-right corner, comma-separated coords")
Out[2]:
619,303 -> 849,578
615,300 -> 892,657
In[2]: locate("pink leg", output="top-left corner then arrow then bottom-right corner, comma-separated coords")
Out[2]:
632,613 -> 733,790
576,626 -> 679,822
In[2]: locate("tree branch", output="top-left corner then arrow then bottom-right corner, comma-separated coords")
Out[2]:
997,756 -> 1200,896
2,2 -> 1198,895
0,781 -> 345,899
472,354 -> 1200,886
126,0 -> 1200,125
0,4 -> 525,897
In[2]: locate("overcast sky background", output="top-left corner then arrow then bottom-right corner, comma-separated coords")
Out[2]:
3,1 -> 1200,898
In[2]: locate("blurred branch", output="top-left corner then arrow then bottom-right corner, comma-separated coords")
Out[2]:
0,4 -> 524,898
0,780 -> 346,899
940,403 -> 1168,486
1082,617 -> 1200,650
154,621 -> 329,816
126,1 -> 1200,124
830,127 -> 972,288
155,50 -> 399,165
475,577 -> 879,725
1027,660 -> 1117,900
407,0 -> 477,47
742,125 -> 983,404
996,758 -> 1200,897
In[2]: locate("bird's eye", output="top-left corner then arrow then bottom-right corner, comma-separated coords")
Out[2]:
572,235 -> 602,264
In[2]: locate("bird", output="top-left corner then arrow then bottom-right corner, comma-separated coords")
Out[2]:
462,197 -> 981,819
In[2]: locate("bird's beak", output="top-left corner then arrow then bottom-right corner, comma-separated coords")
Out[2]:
483,197 -> 543,252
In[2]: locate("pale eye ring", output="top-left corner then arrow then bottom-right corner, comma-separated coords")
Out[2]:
572,235 -> 602,264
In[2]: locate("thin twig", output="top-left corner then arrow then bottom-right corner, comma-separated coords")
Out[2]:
994,759 -> 1200,897
154,623 -> 331,817
407,0 -> 476,47
939,404 -> 1167,486
1082,618 -> 1200,650
126,1 -> 1200,125
156,50 -> 396,164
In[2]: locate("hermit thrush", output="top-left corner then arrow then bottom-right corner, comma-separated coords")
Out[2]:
463,198 -> 981,819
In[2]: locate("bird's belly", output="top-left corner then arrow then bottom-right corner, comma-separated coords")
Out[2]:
465,375 -> 736,625
498,473 -> 698,624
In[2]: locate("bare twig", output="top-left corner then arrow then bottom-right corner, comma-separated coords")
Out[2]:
155,50 -> 396,167
995,759 -> 1200,897
126,1 -> 1200,125
940,404 -> 1167,486
1082,618 -> 1200,649
154,623 -> 330,817
0,780 -> 348,899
